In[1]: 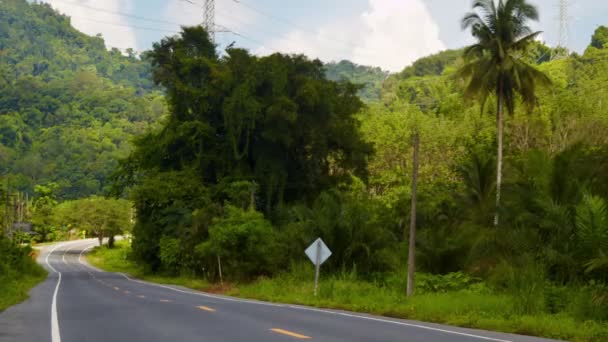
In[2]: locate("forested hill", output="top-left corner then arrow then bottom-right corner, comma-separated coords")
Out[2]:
324,60 -> 388,102
0,0 -> 166,199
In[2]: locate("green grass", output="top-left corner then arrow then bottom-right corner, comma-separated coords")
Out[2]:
87,240 -> 210,291
0,258 -> 47,312
88,241 -> 608,342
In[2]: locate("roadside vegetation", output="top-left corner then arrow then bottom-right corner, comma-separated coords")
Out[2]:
2,0 -> 608,339
0,236 -> 46,311
90,240 -> 608,341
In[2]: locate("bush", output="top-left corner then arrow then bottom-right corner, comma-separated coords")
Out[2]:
159,237 -> 182,275
195,206 -> 279,280
417,272 -> 478,293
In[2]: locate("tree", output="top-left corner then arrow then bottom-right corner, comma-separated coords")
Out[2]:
459,0 -> 551,226
54,197 -> 132,247
591,26 -> 608,49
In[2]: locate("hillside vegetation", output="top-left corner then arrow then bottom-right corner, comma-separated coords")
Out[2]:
324,60 -> 388,102
0,0 -> 165,199
1,0 -> 608,339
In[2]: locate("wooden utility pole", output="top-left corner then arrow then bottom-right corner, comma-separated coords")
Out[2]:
406,130 -> 419,297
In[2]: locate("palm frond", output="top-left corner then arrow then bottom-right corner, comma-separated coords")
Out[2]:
513,31 -> 544,51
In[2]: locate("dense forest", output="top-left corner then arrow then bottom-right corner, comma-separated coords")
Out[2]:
0,0 -> 165,199
324,60 -> 388,102
2,0 -> 608,338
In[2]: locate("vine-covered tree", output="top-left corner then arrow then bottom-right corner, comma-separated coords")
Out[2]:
117,26 -> 372,268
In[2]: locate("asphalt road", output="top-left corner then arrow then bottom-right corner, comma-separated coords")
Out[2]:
0,240 -> 562,342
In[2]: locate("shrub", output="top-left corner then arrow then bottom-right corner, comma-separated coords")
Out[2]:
159,237 -> 182,275
195,206 -> 279,280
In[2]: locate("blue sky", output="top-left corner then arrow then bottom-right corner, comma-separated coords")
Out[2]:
43,0 -> 608,72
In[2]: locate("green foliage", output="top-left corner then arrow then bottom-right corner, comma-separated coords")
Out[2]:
576,195 -> 608,276
0,0 -> 165,198
158,237 -> 183,275
0,235 -> 47,311
31,182 -> 59,241
324,60 -> 388,102
590,26 -> 608,49
196,206 -> 278,280
53,196 -> 132,245
398,49 -> 462,79
416,272 -> 478,293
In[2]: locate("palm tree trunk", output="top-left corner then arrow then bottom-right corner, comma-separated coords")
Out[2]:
406,130 -> 419,297
494,93 -> 504,227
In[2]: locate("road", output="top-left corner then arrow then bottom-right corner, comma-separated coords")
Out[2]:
0,240 -> 560,342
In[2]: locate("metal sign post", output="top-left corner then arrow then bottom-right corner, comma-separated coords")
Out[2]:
305,238 -> 332,296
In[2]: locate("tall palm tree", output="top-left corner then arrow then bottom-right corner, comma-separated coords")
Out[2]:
460,0 -> 551,226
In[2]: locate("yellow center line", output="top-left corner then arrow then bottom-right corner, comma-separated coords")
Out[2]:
270,328 -> 311,339
159,299 -> 172,303
196,306 -> 216,312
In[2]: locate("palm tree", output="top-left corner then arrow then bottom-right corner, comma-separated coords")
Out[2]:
460,0 -> 551,226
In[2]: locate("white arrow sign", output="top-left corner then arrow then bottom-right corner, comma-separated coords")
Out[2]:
304,238 -> 332,296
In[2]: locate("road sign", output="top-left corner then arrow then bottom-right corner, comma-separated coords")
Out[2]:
305,238 -> 332,266
304,238 -> 332,296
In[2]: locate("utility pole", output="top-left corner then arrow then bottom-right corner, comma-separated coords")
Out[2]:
406,130 -> 419,297
203,0 -> 216,43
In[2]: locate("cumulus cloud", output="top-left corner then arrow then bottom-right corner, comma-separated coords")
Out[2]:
259,0 -> 446,72
42,0 -> 138,51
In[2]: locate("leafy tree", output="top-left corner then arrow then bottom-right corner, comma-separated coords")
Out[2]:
31,183 -> 59,241
459,0 -> 551,226
590,26 -> 608,49
53,197 -> 132,247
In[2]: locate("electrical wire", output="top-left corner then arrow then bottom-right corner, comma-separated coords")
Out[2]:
46,0 -> 183,27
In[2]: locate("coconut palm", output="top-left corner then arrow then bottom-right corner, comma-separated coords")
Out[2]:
460,0 -> 551,226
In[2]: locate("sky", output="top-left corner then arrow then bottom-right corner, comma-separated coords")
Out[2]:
40,0 -> 608,72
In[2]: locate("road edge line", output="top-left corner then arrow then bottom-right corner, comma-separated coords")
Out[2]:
45,243 -> 64,342
116,273 -> 511,342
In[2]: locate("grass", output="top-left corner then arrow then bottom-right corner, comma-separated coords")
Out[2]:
0,250 -> 47,312
87,240 -> 210,291
88,241 -> 608,342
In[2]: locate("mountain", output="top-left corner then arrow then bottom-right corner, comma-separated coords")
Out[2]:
0,0 -> 165,199
324,60 -> 389,102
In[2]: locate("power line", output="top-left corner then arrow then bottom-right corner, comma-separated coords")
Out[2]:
230,0 -> 361,50
74,17 -> 179,34
179,0 -> 386,61
46,0 -> 183,27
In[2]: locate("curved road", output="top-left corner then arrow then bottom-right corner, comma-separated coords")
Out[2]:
0,240 -> 560,342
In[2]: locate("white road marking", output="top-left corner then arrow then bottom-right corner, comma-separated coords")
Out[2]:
45,243 -> 65,342
116,273 -> 511,342
43,239 -> 97,342
62,246 -> 75,266
78,245 -> 96,267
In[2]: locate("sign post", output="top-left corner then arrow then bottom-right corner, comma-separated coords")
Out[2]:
305,238 -> 332,296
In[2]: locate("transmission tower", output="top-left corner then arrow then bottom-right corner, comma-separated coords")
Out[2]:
203,0 -> 215,43
555,0 -> 570,59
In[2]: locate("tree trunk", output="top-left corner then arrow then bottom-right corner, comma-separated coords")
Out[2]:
108,235 -> 115,249
494,93 -> 504,227
97,231 -> 103,247
406,130 -> 419,297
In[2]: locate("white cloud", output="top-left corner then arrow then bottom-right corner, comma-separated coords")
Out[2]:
258,0 -> 446,72
43,0 -> 138,51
